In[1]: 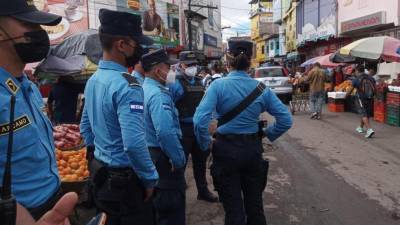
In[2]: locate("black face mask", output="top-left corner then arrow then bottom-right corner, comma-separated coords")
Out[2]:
0,29 -> 50,63
124,44 -> 144,67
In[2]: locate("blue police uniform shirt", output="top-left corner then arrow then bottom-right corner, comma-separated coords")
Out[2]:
193,70 -> 293,150
80,60 -> 158,188
0,67 -> 59,208
168,74 -> 196,123
143,77 -> 186,168
132,70 -> 144,85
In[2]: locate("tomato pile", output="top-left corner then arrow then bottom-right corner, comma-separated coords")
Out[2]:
53,124 -> 82,150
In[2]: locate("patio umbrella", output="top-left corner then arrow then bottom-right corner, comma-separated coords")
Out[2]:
339,36 -> 400,62
329,51 -> 357,63
301,53 -> 344,68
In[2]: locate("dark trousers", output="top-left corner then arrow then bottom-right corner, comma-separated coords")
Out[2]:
211,134 -> 268,225
149,148 -> 186,225
90,159 -> 155,225
180,123 -> 211,194
27,188 -> 63,221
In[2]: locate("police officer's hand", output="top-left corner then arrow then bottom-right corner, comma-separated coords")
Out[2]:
16,192 -> 78,225
144,188 -> 154,202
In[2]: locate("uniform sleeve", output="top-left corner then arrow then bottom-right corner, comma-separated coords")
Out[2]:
193,81 -> 218,151
168,80 -> 184,103
263,89 -> 292,142
116,87 -> 159,188
80,104 -> 94,146
148,93 -> 186,168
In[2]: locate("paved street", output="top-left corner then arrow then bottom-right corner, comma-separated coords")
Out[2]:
74,108 -> 400,225
186,108 -> 400,225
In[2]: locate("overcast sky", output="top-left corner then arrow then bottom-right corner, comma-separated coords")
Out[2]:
220,0 -> 251,42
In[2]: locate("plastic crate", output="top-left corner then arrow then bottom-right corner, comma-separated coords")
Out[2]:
328,98 -> 345,104
374,101 -> 386,113
375,92 -> 386,101
328,103 -> 344,112
386,105 -> 400,118
374,112 -> 386,123
386,115 -> 400,127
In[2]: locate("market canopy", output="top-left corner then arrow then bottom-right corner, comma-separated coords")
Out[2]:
300,53 -> 344,68
339,36 -> 400,62
329,51 -> 357,63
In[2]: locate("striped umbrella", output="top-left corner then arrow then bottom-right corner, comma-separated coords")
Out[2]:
300,53 -> 344,68
339,36 -> 400,62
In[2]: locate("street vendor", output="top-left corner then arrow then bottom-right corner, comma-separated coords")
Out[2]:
0,0 -> 63,220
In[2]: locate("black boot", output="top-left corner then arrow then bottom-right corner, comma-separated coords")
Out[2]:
197,189 -> 218,203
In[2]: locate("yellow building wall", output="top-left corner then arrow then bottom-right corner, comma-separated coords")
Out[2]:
285,2 -> 297,52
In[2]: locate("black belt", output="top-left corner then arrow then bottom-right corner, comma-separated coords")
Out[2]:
216,133 -> 259,141
93,158 -> 134,176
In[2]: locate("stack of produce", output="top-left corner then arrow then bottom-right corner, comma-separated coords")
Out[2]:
56,147 -> 89,182
53,124 -> 82,150
386,91 -> 400,126
374,82 -> 388,123
328,98 -> 345,112
334,80 -> 353,93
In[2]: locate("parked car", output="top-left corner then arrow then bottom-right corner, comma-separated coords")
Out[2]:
254,66 -> 293,103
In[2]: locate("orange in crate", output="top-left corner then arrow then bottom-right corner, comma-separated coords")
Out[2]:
328,103 -> 344,112
56,147 -> 89,182
374,101 -> 386,113
374,112 -> 386,123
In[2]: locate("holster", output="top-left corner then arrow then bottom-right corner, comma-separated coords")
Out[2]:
90,158 -> 108,188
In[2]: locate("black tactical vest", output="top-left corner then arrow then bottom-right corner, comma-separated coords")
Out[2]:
175,77 -> 205,119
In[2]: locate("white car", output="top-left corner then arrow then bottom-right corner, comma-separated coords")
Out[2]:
254,66 -> 293,103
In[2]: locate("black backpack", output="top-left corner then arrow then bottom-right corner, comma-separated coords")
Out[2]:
359,75 -> 375,99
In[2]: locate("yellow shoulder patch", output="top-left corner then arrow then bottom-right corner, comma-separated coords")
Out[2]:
5,78 -> 19,95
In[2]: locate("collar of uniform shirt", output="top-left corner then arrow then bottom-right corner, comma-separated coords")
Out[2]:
98,60 -> 128,72
146,76 -> 167,88
0,67 -> 29,87
227,70 -> 249,78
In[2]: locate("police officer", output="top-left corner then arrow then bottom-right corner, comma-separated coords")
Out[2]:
80,9 -> 158,225
193,40 -> 293,225
142,49 -> 186,225
0,0 -> 63,220
169,51 -> 218,202
131,48 -> 149,85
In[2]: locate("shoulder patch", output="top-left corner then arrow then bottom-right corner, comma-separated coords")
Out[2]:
121,72 -> 141,87
0,115 -> 31,136
162,103 -> 172,111
5,78 -> 19,94
130,101 -> 144,113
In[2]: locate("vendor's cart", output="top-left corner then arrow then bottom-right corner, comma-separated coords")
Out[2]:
289,84 -> 310,115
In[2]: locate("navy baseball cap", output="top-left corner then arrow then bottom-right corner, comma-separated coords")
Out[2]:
179,51 -> 198,65
228,40 -> 253,58
141,49 -> 178,71
0,0 -> 61,26
98,9 -> 153,46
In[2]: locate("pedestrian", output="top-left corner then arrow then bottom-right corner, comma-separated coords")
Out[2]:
193,40 -> 292,225
0,0 -> 63,220
141,49 -> 187,225
47,76 -> 80,124
352,65 -> 376,138
80,9 -> 158,225
169,51 -> 218,203
300,62 -> 329,120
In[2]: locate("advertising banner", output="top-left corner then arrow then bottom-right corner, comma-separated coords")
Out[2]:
34,0 -> 89,45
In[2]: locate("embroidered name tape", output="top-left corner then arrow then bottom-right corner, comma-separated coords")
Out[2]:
0,115 -> 31,136
130,102 -> 144,113
162,103 -> 172,111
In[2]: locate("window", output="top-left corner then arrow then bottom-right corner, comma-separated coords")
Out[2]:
262,45 -> 265,54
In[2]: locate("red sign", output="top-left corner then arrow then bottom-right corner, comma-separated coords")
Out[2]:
341,11 -> 386,33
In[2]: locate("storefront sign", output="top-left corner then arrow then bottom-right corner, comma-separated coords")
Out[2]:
297,14 -> 336,46
341,11 -> 386,33
204,34 -> 218,47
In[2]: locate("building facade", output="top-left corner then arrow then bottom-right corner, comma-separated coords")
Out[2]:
250,0 -> 274,67
338,0 -> 400,39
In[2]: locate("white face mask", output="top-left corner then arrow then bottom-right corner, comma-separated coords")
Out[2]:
166,70 -> 177,84
185,66 -> 198,77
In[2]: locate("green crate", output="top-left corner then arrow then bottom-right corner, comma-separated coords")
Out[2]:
386,115 -> 400,126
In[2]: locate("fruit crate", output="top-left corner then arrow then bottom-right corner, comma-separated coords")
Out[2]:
386,105 -> 400,118
374,112 -> 386,123
328,103 -> 344,112
386,92 -> 400,106
386,115 -> 400,127
374,101 -> 386,114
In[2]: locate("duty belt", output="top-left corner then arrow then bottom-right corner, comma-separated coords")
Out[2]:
216,133 -> 259,141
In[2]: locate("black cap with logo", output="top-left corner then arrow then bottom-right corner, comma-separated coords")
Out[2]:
228,40 -> 253,58
0,0 -> 61,26
179,51 -> 199,65
141,49 -> 178,71
99,8 -> 153,46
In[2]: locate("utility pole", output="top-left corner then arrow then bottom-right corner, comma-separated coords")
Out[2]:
186,0 -> 218,51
